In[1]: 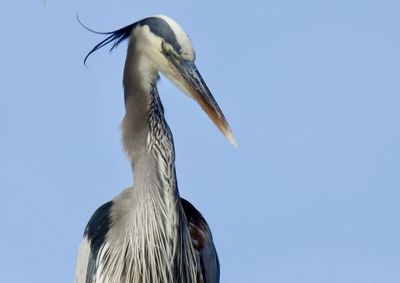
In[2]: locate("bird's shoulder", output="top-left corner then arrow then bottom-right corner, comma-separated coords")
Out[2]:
75,201 -> 113,283
84,200 -> 113,245
180,197 -> 220,283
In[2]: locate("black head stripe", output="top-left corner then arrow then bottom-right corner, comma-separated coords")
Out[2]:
139,17 -> 181,53
81,20 -> 139,66
81,16 -> 181,65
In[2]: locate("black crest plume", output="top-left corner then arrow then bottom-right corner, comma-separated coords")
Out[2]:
77,16 -> 139,66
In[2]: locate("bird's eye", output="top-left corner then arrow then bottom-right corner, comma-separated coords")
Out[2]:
161,41 -> 180,63
161,41 -> 170,52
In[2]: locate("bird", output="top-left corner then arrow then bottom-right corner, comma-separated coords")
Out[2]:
75,15 -> 235,283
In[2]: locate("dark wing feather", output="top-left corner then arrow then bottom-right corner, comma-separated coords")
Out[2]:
180,198 -> 220,283
77,201 -> 113,283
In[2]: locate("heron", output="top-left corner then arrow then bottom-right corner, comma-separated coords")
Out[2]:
75,15 -> 235,283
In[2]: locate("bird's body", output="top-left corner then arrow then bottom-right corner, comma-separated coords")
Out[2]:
75,15 -> 234,283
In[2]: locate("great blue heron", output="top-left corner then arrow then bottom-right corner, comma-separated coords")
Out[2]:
75,15 -> 235,283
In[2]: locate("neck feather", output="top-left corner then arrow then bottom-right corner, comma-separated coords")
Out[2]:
121,48 -> 178,198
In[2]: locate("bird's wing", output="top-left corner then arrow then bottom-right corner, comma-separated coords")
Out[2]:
75,201 -> 113,283
180,197 -> 220,283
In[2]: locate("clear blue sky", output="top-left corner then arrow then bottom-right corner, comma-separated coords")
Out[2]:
1,1 -> 400,282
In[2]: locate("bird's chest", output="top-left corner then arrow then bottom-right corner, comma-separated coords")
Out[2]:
100,192 -> 181,282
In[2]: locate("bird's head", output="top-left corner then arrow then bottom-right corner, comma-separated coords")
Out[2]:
82,15 -> 236,146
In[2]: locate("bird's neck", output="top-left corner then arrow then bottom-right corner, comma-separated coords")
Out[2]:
119,51 -> 188,282
112,47 -> 199,283
121,50 -> 178,200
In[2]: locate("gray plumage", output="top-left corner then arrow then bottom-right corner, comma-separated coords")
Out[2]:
75,15 -> 234,283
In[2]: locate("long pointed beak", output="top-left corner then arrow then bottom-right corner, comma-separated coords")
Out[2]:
174,60 -> 237,146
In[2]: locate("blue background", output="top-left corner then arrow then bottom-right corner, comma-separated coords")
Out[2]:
1,1 -> 399,282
